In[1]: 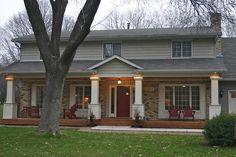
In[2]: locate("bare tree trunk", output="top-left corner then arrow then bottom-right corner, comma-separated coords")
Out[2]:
39,67 -> 66,134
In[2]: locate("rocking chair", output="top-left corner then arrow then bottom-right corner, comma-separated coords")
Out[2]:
63,104 -> 78,119
168,107 -> 180,120
183,107 -> 195,120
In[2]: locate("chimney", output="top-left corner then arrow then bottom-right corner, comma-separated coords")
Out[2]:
210,13 -> 221,31
127,23 -> 130,29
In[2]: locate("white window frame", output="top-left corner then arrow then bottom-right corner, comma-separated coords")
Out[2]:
31,84 -> 44,107
70,84 -> 91,108
164,85 -> 200,111
103,42 -> 122,59
171,40 -> 193,58
159,84 -> 206,120
228,90 -> 236,114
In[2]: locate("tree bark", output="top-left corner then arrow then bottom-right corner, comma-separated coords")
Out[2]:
39,63 -> 66,134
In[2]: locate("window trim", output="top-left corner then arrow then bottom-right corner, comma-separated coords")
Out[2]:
164,85 -> 200,111
171,40 -> 193,59
31,84 -> 45,107
70,84 -> 91,108
102,41 -> 122,59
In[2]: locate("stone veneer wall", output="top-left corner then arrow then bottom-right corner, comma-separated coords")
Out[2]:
143,78 -> 211,120
99,79 -> 106,118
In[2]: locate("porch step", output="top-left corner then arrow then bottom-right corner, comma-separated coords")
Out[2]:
97,118 -> 134,126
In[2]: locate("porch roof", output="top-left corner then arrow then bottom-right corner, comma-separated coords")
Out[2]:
1,58 -> 226,75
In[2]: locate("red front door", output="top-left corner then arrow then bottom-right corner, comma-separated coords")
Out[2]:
117,86 -> 130,117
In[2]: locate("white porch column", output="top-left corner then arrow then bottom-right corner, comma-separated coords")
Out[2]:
209,72 -> 221,119
3,75 -> 17,119
132,74 -> 144,119
89,75 -> 101,119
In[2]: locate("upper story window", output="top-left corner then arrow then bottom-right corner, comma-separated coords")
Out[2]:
103,43 -> 121,58
172,41 -> 192,58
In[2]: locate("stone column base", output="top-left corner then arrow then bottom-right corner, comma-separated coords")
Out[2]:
132,104 -> 144,120
209,105 -> 221,120
3,103 -> 17,119
88,104 -> 101,119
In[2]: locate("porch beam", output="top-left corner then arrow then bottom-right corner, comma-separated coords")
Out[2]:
3,75 -> 17,119
133,74 -> 144,119
89,75 -> 101,119
209,72 -> 221,119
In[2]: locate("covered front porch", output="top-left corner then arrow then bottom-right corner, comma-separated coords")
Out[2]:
2,74 -> 221,121
2,56 -> 223,125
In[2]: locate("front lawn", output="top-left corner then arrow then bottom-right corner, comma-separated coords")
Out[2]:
0,127 -> 235,157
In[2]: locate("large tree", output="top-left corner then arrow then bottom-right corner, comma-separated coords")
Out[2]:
0,0 -> 75,67
23,0 -> 100,135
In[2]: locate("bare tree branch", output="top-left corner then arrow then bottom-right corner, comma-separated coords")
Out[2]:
24,0 -> 51,68
60,0 -> 101,68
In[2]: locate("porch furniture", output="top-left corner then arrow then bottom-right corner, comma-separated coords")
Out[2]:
63,104 -> 78,119
21,106 -> 40,118
183,107 -> 195,120
168,108 -> 180,120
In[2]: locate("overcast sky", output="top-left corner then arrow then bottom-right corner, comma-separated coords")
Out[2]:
0,0 -> 165,28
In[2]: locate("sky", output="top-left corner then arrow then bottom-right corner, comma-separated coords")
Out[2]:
0,0 -> 165,28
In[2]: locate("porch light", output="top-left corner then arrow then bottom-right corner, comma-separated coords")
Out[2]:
182,85 -> 186,88
210,72 -> 220,80
5,74 -> 14,81
117,79 -> 122,84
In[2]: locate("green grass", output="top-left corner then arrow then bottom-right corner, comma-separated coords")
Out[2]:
0,104 -> 3,118
0,127 -> 235,157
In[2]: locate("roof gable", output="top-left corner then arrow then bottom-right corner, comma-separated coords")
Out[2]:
88,55 -> 143,70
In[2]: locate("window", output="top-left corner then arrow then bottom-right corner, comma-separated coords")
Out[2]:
103,43 -> 121,58
165,85 -> 200,110
172,41 -> 192,57
75,86 -> 91,109
36,85 -> 45,108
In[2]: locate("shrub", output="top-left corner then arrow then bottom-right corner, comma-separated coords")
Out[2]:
203,113 -> 236,146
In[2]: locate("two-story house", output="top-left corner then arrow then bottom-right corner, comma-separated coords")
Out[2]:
2,13 -> 236,123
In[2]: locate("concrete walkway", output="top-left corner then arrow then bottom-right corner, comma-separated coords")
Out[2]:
0,125 -> 204,135
91,126 -> 203,135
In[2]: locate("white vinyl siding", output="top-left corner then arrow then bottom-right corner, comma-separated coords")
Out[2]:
74,41 -> 103,60
20,38 -> 216,61
192,38 -> 215,58
97,59 -> 134,77
122,40 -> 171,59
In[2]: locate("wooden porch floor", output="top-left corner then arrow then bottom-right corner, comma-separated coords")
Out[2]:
0,118 -> 205,129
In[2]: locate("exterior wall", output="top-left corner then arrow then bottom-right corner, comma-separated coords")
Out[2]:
143,78 -> 211,120
17,78 -> 91,118
20,38 -> 216,61
17,77 -> 211,119
219,81 -> 236,113
97,59 -> 134,76
143,80 -> 159,119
